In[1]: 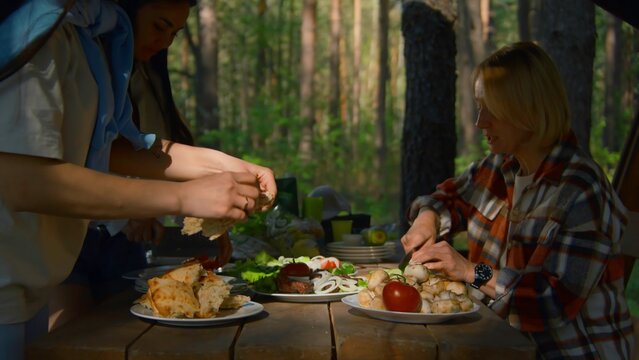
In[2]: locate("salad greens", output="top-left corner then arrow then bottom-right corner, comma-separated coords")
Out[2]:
224,251 -> 358,293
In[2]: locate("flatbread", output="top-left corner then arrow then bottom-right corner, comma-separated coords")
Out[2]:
161,263 -> 204,286
147,277 -> 199,318
195,272 -> 231,318
182,191 -> 275,240
220,295 -> 251,309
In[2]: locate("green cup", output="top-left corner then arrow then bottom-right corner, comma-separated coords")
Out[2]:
331,220 -> 353,242
302,197 -> 324,223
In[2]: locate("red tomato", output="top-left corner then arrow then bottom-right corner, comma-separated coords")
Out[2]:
321,260 -> 337,270
382,281 -> 422,312
280,263 -> 311,277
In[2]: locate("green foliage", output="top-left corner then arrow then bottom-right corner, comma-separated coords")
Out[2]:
168,0 -> 638,234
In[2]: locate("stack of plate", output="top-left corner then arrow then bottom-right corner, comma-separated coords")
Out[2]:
326,241 -> 396,263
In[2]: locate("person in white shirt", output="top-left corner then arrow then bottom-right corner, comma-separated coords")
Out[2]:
0,1 -> 276,359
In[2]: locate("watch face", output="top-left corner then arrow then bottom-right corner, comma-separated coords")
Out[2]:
475,264 -> 492,282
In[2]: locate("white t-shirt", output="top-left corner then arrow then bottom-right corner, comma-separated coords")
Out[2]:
0,23 -> 97,323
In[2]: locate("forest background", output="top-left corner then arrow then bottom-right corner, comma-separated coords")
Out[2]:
165,0 -> 638,311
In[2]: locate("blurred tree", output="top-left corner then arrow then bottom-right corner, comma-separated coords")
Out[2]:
329,0 -> 341,124
456,0 -> 492,158
534,0 -> 595,153
299,0 -> 317,162
194,0 -> 220,147
603,13 -> 622,151
400,0 -> 457,232
351,0 -> 362,160
375,0 -> 390,184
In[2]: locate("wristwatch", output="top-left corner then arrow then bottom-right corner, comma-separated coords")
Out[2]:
470,263 -> 493,289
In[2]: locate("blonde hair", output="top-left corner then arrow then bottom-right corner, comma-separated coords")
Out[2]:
473,41 -> 571,147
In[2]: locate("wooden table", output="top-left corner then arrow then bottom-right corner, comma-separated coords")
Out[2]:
27,267 -> 537,360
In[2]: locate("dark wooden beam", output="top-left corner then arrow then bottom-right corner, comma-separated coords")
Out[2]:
592,0 -> 639,28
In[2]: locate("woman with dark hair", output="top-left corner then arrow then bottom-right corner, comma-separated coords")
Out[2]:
48,0 -> 237,332
0,0 -> 275,356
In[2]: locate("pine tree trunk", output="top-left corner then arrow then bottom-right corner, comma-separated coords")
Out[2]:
351,0 -> 362,154
456,0 -> 488,157
517,0 -> 530,41
329,0 -> 341,123
603,14 -> 622,151
299,0 -> 317,161
400,0 -> 457,232
375,0 -> 390,183
195,0 -> 219,147
534,0 -> 595,153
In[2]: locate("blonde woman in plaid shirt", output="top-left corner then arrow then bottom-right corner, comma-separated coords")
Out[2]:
402,42 -> 635,359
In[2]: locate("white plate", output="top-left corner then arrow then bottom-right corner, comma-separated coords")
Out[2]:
130,301 -> 263,327
328,250 -> 394,260
122,265 -> 178,280
327,259 -> 388,265
252,289 -> 358,303
341,294 -> 480,324
327,242 -> 396,251
327,250 -> 395,257
326,255 -> 391,262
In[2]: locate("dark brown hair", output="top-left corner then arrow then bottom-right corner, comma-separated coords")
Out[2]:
119,0 -> 195,145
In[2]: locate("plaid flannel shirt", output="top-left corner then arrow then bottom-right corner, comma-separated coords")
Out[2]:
410,133 -> 635,359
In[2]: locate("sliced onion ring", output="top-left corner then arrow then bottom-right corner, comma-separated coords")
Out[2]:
315,280 -> 338,293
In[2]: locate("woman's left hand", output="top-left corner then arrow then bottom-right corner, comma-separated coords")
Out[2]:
219,158 -> 277,211
411,241 -> 474,283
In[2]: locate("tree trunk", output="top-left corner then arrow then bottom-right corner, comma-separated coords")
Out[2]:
329,0 -> 341,123
603,13 -> 622,151
534,0 -> 595,153
375,0 -> 390,183
298,0 -> 317,161
517,0 -> 530,41
456,0 -> 488,157
195,0 -> 219,147
401,0 -> 457,233
339,21 -> 349,127
255,0 -> 268,96
351,0 -> 362,154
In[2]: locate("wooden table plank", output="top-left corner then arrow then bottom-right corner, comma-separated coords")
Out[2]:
26,290 -> 150,360
331,301 -> 438,359
128,323 -> 239,360
427,304 -> 537,359
234,301 -> 333,360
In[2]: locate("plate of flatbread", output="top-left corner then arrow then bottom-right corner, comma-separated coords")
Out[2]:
130,301 -> 263,327
131,263 -> 259,326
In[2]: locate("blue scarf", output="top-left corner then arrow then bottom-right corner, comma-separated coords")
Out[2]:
0,0 -> 69,80
66,0 -> 155,172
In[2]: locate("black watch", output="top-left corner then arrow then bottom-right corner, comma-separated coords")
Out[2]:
470,263 -> 493,289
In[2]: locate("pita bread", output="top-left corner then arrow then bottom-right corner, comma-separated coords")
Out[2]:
147,277 -> 199,318
134,266 -> 252,319
195,272 -> 232,318
182,191 -> 275,240
161,263 -> 204,286
220,295 -> 251,309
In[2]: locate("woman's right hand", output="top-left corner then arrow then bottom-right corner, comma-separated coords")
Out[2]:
400,209 -> 440,255
177,171 -> 260,220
